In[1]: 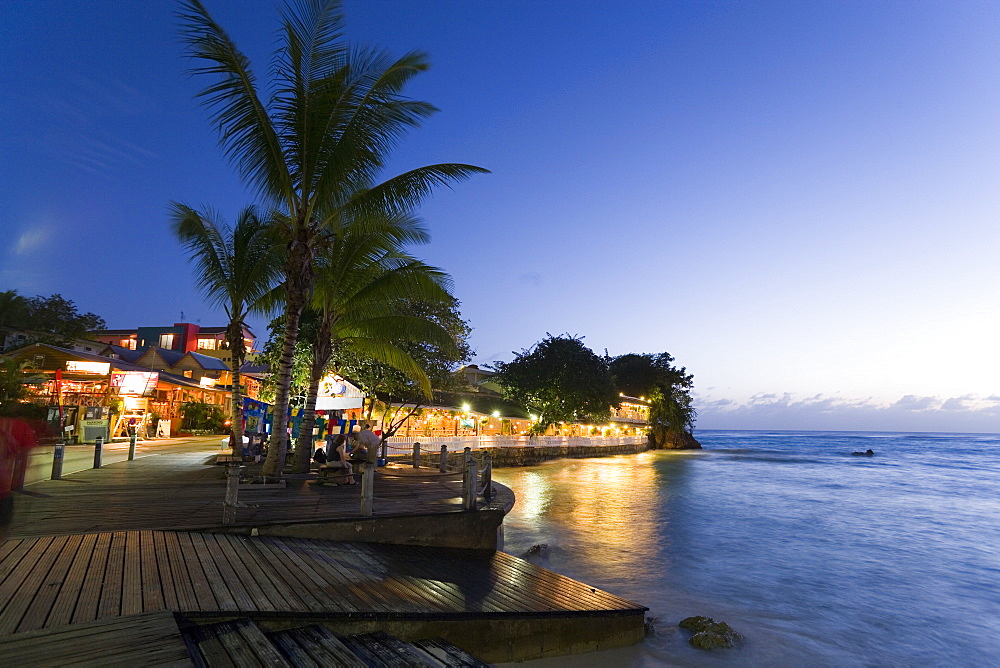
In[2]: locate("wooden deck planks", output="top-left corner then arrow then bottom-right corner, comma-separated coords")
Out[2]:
0,535 -> 69,635
71,532 -> 111,624
0,610 -> 191,667
0,531 -> 646,638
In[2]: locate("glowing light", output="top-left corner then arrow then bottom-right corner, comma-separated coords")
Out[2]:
462,403 -> 471,412
492,411 -> 500,418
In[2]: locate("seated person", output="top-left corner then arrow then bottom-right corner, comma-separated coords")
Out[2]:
349,424 -> 381,464
313,445 -> 327,465
321,434 -> 355,485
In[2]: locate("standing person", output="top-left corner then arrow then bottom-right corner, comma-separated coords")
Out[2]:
0,417 -> 38,540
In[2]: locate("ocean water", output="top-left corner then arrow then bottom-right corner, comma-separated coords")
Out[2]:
491,431 -> 1000,666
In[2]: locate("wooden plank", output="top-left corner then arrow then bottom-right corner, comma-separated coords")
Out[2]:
96,531 -> 127,619
72,532 -> 112,624
187,532 -> 238,611
246,536 -> 329,613
45,532 -> 98,628
286,538 -> 393,613
233,618 -> 291,666
0,535 -> 68,635
0,537 -> 23,564
121,530 -> 143,616
0,611 -> 191,667
162,531 -> 199,612
202,533 -> 257,611
139,530 -> 165,613
151,530 -> 178,610
0,536 -> 55,614
212,620 -> 268,666
175,532 -> 219,611
16,534 -> 85,633
336,542 -> 456,614
217,533 -> 297,612
258,537 -> 355,612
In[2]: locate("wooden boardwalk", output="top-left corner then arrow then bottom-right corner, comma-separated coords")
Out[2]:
0,530 -> 645,636
9,445 -> 474,539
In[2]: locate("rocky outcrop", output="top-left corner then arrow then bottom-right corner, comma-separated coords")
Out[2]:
649,430 -> 702,450
678,616 -> 743,649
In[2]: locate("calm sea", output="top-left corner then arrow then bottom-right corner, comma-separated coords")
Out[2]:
491,430 -> 1000,667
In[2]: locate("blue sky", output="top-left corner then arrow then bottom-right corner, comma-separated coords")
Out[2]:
3,1 -> 1000,432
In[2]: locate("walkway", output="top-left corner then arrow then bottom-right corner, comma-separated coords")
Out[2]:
10,438 -> 471,539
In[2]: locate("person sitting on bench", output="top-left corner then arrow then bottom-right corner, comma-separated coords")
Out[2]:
321,434 -> 355,485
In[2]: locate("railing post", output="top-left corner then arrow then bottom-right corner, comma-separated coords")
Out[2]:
222,463 -> 241,525
93,436 -> 104,469
439,444 -> 448,473
481,450 -> 493,502
360,461 -> 374,517
412,441 -> 420,468
11,449 -> 27,491
51,441 -> 65,480
462,447 -> 477,510
128,432 -> 137,461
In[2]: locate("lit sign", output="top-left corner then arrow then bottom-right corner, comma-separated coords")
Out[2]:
315,374 -> 363,410
66,361 -> 110,375
199,376 -> 216,387
111,371 -> 158,397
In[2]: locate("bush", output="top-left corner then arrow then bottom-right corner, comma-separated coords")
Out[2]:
180,401 -> 226,432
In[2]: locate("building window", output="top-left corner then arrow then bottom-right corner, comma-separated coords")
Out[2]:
183,370 -> 193,378
159,333 -> 175,349
197,338 -> 217,350
119,338 -> 136,350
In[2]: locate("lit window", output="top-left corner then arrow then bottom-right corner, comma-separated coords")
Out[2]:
159,333 -> 175,349
197,339 -> 217,350
183,370 -> 193,378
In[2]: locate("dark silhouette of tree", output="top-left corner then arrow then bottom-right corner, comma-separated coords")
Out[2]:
491,334 -> 618,434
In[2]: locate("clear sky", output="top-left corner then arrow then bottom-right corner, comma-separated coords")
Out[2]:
4,1 -> 1000,432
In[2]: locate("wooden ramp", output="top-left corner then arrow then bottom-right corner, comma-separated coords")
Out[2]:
0,531 -> 646,661
0,610 -> 191,667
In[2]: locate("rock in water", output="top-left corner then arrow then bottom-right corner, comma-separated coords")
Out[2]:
522,543 -> 550,559
678,616 -> 743,649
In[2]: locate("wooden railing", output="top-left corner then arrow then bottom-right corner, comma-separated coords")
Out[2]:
384,434 -> 646,452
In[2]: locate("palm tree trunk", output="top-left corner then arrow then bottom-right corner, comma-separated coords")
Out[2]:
229,324 -> 245,459
261,234 -> 313,477
293,373 -> 322,473
293,318 -> 332,473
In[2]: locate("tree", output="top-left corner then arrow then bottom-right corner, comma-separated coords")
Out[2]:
334,294 -> 473,452
0,290 -> 106,348
180,0 -> 488,477
490,334 -> 618,435
610,352 -> 699,449
171,204 -> 283,457
288,212 -> 457,472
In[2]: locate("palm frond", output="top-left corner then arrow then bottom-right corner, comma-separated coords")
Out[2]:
178,0 -> 294,208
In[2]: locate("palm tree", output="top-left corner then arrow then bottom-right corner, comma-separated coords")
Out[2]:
171,203 -> 282,457
179,0 -> 488,476
289,212 -> 456,472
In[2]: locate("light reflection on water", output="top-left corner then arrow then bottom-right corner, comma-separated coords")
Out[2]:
493,432 -> 1000,666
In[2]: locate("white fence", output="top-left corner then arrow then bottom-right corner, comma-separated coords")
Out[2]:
383,434 -> 647,453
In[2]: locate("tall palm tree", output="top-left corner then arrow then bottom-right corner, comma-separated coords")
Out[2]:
179,0 -> 488,476
290,212 -> 456,472
171,203 -> 282,457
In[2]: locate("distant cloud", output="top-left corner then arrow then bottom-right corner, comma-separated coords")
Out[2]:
696,391 -> 1000,433
14,226 -> 51,255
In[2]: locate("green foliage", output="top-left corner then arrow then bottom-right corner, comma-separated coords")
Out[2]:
0,290 -> 106,346
490,334 -> 618,434
180,401 -> 226,432
178,0 -> 489,476
610,352 -> 696,434
0,357 -> 47,418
